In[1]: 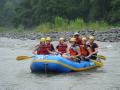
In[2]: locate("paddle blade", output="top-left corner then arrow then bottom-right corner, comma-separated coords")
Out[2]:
16,56 -> 32,60
97,55 -> 107,60
92,60 -> 103,67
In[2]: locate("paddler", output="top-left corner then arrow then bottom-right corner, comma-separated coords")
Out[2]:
56,37 -> 68,54
32,38 -> 54,55
62,37 -> 81,62
46,37 -> 55,52
80,37 -> 89,61
86,36 -> 99,60
73,32 -> 82,45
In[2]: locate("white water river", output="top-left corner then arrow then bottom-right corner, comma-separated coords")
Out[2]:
0,38 -> 120,90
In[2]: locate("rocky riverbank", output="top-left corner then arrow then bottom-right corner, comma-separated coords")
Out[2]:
0,28 -> 120,42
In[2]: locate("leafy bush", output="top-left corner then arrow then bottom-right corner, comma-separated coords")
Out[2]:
35,23 -> 52,33
54,17 -> 68,31
69,18 -> 86,31
0,27 -> 5,32
87,21 -> 109,31
33,17 -> 119,32
16,24 -> 25,33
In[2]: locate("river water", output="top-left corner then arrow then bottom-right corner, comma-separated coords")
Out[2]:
0,38 -> 120,90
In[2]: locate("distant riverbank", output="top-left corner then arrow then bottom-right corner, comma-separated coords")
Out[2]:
0,28 -> 120,42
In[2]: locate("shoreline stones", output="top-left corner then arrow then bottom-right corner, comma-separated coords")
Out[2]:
0,29 -> 120,42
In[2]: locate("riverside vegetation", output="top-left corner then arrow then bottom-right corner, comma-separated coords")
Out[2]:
0,0 -> 120,42
0,18 -> 120,42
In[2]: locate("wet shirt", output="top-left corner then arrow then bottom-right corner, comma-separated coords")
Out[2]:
76,37 -> 82,45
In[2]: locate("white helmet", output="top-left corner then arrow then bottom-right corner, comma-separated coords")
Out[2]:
74,32 -> 79,36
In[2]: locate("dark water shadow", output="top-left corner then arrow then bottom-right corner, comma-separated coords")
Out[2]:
31,71 -> 60,78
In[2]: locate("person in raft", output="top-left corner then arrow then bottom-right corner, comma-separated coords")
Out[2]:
62,37 -> 81,62
56,37 -> 68,54
46,37 -> 55,52
79,37 -> 90,61
86,36 -> 99,60
73,32 -> 82,45
32,38 -> 54,55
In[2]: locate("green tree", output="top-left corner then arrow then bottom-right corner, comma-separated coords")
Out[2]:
108,0 -> 120,24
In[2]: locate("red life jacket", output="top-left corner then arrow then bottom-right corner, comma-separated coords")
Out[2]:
56,43 -> 67,53
76,37 -> 82,45
37,43 -> 48,55
80,45 -> 89,56
46,43 -> 52,51
69,45 -> 78,56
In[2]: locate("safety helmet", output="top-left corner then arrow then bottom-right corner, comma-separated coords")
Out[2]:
70,37 -> 76,42
40,38 -> 46,42
46,37 -> 51,41
89,36 -> 94,40
74,32 -> 79,36
59,38 -> 64,41
82,37 -> 87,41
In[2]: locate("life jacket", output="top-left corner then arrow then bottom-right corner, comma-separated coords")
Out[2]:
87,43 -> 98,54
46,43 -> 52,51
76,37 -> 82,45
69,45 -> 78,56
37,43 -> 48,55
56,43 -> 67,53
80,45 -> 89,56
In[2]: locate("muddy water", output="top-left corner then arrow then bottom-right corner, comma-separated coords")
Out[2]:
0,38 -> 120,90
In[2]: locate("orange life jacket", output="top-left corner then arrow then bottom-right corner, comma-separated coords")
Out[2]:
69,45 -> 78,56
37,43 -> 48,55
56,43 -> 67,53
80,45 -> 89,56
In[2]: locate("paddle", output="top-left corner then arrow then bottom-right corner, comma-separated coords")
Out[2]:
75,54 -> 106,61
16,56 -> 32,61
97,55 -> 106,60
16,54 -> 106,61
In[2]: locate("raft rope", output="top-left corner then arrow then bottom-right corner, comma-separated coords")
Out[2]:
33,60 -> 103,71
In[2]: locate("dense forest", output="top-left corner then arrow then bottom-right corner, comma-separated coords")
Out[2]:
0,0 -> 119,28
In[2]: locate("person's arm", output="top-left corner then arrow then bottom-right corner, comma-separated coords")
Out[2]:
92,48 -> 98,55
56,45 -> 59,52
71,46 -> 81,59
76,46 -> 81,57
65,44 -> 68,53
32,45 -> 39,55
66,46 -> 70,54
51,44 -> 55,51
87,44 -> 98,58
47,49 -> 56,54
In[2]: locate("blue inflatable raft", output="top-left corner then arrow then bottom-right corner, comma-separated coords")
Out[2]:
30,55 -> 103,73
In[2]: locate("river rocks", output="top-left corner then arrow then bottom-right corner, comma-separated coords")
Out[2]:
0,28 -> 120,42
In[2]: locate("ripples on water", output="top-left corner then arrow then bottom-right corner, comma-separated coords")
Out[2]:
0,38 -> 120,90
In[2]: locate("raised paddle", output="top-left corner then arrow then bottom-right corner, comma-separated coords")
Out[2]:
16,56 -> 33,61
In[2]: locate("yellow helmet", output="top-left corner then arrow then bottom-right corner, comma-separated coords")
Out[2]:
46,37 -> 51,41
82,37 -> 87,41
89,36 -> 94,40
59,38 -> 64,41
40,38 -> 46,42
70,37 -> 76,42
